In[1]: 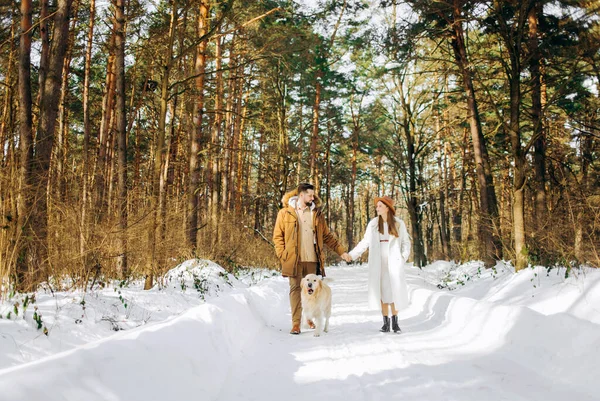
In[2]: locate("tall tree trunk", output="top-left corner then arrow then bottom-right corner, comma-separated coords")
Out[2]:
308,0 -> 346,190
79,0 -> 96,270
210,34 -> 223,238
436,114 -> 450,258
234,79 -> 249,215
253,127 -> 265,233
0,20 -> 16,165
15,0 -> 34,290
496,0 -> 527,270
147,0 -> 177,288
95,31 -> 116,219
296,101 -> 304,187
80,0 -> 96,272
276,62 -> 289,201
231,63 -> 245,214
452,128 -> 469,259
348,110 -> 359,250
36,0 -> 50,110
406,137 -> 426,267
309,75 -> 321,188
450,2 -> 502,266
57,0 -> 79,202
221,42 -> 236,213
187,1 -> 209,251
114,0 -> 128,277
528,1 -> 547,247
166,96 -> 181,197
324,120 -> 332,223
33,0 -> 74,283
396,77 -> 426,267
575,123 -> 593,262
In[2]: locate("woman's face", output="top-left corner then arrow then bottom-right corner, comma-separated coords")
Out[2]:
376,201 -> 389,216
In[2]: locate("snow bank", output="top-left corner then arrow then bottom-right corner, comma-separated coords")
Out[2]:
417,260 -> 600,324
0,259 -> 275,370
0,277 -> 288,401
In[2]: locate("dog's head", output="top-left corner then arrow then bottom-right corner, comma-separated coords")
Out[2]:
301,274 -> 323,296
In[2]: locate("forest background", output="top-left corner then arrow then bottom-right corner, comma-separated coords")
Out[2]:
0,0 -> 598,293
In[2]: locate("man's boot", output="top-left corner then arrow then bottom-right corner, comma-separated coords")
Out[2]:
391,315 -> 401,333
380,316 -> 390,332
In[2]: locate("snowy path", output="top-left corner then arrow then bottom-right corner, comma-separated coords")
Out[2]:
0,264 -> 598,401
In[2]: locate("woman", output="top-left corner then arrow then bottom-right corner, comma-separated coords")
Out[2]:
348,196 -> 411,333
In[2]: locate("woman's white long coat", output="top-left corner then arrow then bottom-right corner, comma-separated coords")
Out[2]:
349,217 -> 411,311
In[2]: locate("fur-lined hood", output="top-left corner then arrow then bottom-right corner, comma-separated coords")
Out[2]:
280,189 -> 323,210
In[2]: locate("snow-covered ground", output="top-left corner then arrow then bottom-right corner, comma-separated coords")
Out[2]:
0,260 -> 599,401
0,259 -> 275,369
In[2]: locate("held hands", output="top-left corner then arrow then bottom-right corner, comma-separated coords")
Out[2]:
341,252 -> 353,263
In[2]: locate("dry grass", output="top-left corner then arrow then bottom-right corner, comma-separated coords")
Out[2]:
0,194 -> 281,297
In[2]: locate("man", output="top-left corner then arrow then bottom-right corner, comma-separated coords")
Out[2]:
273,183 -> 352,334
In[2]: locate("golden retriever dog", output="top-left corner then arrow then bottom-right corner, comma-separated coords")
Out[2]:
301,274 -> 332,337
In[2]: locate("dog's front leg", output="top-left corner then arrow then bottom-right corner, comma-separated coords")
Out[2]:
313,314 -> 323,337
324,315 -> 329,333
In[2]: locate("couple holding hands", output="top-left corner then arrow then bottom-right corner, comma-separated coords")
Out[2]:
273,183 -> 411,335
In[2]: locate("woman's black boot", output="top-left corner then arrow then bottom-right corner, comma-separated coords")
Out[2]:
391,315 -> 401,333
380,316 -> 390,332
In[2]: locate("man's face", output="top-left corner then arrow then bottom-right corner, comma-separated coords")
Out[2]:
298,189 -> 315,207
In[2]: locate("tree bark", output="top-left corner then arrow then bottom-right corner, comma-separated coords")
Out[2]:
15,0 -> 34,290
187,1 -> 209,251
234,78 -> 249,215
232,63 -> 246,214
95,30 -> 116,219
575,124 -> 592,263
148,0 -> 177,288
324,120 -> 332,223
36,0 -> 50,110
221,39 -> 236,212
528,1 -> 547,236
309,0 -> 346,191
495,0 -> 528,270
276,62 -> 290,203
348,105 -> 359,250
436,114 -> 450,258
450,1 -> 502,266
80,0 -> 96,268
395,75 -> 427,267
309,75 -> 321,187
210,34 -> 223,237
33,0 -> 74,283
57,0 -> 79,202
253,126 -> 265,233
114,0 -> 128,277
0,19 -> 16,165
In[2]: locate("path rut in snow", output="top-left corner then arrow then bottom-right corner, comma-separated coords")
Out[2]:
216,264 -> 599,401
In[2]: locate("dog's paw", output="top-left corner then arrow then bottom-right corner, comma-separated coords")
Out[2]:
313,331 -> 321,337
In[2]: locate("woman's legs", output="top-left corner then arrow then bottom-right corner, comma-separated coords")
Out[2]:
380,300 -> 389,316
381,302 -> 398,316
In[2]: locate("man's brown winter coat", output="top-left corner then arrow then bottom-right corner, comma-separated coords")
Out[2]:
273,189 -> 346,277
